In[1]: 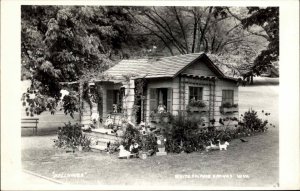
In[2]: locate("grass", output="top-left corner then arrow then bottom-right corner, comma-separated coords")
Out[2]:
22,131 -> 278,187
21,77 -> 279,187
21,111 -> 80,136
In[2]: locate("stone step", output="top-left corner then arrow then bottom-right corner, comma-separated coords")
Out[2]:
83,129 -> 122,145
82,115 -> 91,120
90,145 -> 107,151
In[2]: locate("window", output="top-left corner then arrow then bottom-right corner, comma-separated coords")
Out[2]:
107,89 -> 123,113
189,87 -> 203,101
222,90 -> 234,105
149,88 -> 172,112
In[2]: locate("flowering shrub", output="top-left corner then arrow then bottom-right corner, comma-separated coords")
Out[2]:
163,109 -> 271,153
120,123 -> 141,150
53,122 -> 91,151
119,123 -> 157,153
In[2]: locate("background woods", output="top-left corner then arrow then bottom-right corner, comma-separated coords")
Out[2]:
21,6 -> 278,116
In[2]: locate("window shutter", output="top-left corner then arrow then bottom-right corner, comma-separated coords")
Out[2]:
107,90 -> 113,113
149,88 -> 157,111
199,87 -> 203,100
222,90 -> 234,104
167,88 -> 173,112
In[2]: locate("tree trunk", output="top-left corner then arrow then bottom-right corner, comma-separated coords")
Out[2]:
79,81 -> 83,123
191,16 -> 198,53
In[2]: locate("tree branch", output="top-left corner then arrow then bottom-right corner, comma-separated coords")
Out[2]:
143,11 -> 187,54
173,7 -> 189,53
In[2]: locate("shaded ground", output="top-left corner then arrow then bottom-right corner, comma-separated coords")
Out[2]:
21,111 -> 79,136
21,77 -> 279,188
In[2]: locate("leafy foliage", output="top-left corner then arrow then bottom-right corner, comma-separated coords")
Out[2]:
240,109 -> 268,132
21,6 -> 149,116
241,7 -> 279,76
21,6 -> 277,117
164,115 -> 204,153
62,91 -> 80,118
120,123 -> 142,150
54,122 -> 91,151
140,133 -> 158,152
164,109 -> 270,153
120,123 -> 157,153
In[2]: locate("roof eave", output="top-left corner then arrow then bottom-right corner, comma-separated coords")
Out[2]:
173,53 -> 226,79
221,76 -> 239,82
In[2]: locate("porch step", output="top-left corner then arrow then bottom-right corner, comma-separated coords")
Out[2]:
90,144 -> 107,151
83,128 -> 123,152
89,129 -> 121,141
92,128 -> 115,134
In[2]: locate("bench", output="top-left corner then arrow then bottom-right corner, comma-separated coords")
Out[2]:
21,118 -> 39,135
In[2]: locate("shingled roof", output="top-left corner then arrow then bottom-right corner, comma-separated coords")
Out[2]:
104,52 -> 237,81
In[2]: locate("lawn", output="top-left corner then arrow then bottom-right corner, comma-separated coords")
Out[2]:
21,77 -> 279,188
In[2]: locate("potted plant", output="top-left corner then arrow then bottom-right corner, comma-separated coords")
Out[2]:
220,102 -> 238,114
187,99 -> 207,113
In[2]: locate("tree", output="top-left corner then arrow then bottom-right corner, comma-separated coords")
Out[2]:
226,7 -> 279,81
241,7 -> 279,76
21,6 -> 148,117
128,6 -> 229,55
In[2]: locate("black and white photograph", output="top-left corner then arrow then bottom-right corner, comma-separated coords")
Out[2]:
1,0 -> 299,190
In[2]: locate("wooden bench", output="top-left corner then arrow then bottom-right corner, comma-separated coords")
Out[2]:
21,118 -> 39,135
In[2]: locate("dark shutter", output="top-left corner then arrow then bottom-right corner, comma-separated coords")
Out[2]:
167,88 -> 173,112
107,90 -> 114,113
149,88 -> 157,111
199,87 -> 203,100
222,90 -> 234,104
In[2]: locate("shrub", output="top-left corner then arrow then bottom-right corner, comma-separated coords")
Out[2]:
164,115 -> 204,153
54,122 -> 90,151
120,123 -> 142,150
120,123 -> 158,154
241,109 -> 268,132
140,133 -> 158,153
77,134 -> 91,151
163,109 -> 270,153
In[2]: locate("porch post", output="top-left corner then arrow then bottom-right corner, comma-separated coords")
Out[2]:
123,79 -> 135,124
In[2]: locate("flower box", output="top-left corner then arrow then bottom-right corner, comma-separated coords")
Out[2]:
188,106 -> 208,113
220,107 -> 238,114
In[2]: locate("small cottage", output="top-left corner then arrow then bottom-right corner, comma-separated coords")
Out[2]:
81,52 -> 239,130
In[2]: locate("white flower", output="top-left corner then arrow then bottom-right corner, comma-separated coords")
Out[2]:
60,89 -> 69,100
91,112 -> 99,121
29,93 -> 36,99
